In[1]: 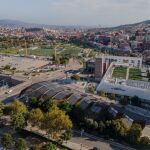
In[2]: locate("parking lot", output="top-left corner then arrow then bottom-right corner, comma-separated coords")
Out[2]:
0,55 -> 50,72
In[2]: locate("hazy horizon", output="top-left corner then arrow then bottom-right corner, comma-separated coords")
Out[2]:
0,0 -> 150,27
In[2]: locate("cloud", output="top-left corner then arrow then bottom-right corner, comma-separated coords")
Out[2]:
45,0 -> 150,26
0,0 -> 150,26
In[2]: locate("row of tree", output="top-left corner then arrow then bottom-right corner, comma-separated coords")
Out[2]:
71,105 -> 150,150
0,133 -> 66,150
98,90 -> 142,107
27,95 -> 150,149
1,134 -> 27,150
1,100 -> 72,144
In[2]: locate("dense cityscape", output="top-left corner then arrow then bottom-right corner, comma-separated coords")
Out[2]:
0,1 -> 150,150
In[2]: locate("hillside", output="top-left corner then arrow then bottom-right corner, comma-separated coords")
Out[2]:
113,20 -> 150,30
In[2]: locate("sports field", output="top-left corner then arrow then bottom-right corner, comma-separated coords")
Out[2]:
0,43 -> 82,57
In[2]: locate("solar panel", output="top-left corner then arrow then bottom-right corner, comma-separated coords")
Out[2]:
80,99 -> 92,110
68,93 -> 82,105
54,90 -> 73,100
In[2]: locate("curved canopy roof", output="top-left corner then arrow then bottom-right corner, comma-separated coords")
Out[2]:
20,81 -> 109,112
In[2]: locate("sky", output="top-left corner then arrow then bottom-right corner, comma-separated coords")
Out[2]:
0,0 -> 150,27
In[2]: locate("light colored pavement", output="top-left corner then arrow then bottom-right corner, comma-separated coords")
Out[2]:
0,70 -> 66,101
0,59 -> 82,101
25,126 -> 135,150
0,58 -> 82,102
72,130 -> 135,150
0,55 -> 50,71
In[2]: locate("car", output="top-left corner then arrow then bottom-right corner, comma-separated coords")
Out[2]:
5,89 -> 13,94
8,89 -> 13,93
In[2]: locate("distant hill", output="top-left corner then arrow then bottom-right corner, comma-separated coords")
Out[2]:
0,19 -> 89,29
0,19 -> 45,27
112,20 -> 150,30
0,19 -> 27,25
0,19 -> 150,30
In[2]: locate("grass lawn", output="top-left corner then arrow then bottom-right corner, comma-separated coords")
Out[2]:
0,43 -> 82,57
26,48 -> 53,56
60,44 -> 82,57
0,48 -> 20,54
112,66 -> 127,79
129,68 -> 142,80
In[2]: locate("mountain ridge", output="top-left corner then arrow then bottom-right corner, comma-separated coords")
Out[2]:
0,19 -> 150,29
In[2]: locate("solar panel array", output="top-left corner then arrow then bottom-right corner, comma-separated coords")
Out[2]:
126,80 -> 150,90
20,82 -> 110,113
91,102 -> 102,113
80,99 -> 93,110
54,90 -> 73,100
108,107 -> 118,117
67,93 -> 82,105
20,81 -> 139,127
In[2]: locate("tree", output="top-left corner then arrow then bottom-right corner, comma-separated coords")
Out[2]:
28,108 -> 44,127
88,51 -> 98,58
15,138 -> 27,150
41,99 -> 56,112
9,100 -> 27,130
131,96 -> 141,107
128,123 -> 142,144
109,93 -> 116,100
140,136 -> 150,149
112,119 -> 129,138
54,56 -> 60,65
38,97 -> 45,108
29,97 -> 38,108
71,74 -> 80,81
58,102 -> 73,114
42,105 -> 72,138
10,100 -> 27,115
93,147 -> 101,150
85,118 -> 94,129
93,121 -> 98,130
1,133 -> 13,149
60,57 -> 69,67
42,143 -> 55,150
98,121 -> 105,133
42,142 -> 56,150
105,120 -> 112,134
88,86 -> 95,94
61,130 -> 72,143
30,145 -> 41,150
12,113 -> 26,130
0,102 -> 5,117
3,105 -> 12,115
98,90 -> 105,97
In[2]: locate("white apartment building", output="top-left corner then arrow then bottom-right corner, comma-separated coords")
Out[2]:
103,55 -> 143,68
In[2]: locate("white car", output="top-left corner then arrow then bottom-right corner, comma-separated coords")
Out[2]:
8,89 -> 13,93
5,89 -> 13,94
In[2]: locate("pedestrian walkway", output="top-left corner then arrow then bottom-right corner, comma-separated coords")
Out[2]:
25,126 -> 90,150
63,141 -> 89,150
